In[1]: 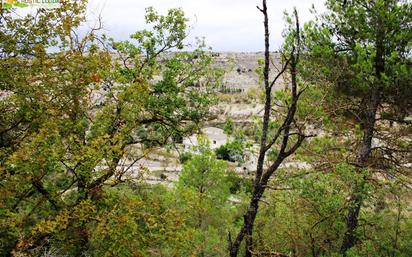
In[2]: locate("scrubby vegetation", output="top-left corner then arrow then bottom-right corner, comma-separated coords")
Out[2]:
0,0 -> 411,256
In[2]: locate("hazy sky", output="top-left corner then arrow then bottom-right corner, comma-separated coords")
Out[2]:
85,0 -> 326,52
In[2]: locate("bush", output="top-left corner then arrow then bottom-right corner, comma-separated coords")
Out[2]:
179,152 -> 193,164
223,118 -> 234,135
227,171 -> 253,194
215,140 -> 244,163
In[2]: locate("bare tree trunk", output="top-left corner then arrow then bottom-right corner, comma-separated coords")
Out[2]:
229,2 -> 306,256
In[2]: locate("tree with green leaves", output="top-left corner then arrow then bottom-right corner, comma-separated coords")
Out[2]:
0,1 -> 220,255
302,0 -> 411,255
177,137 -> 233,256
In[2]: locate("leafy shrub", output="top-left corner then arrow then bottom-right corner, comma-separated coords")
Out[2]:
227,171 -> 253,194
215,140 -> 245,163
179,151 -> 193,163
223,118 -> 234,135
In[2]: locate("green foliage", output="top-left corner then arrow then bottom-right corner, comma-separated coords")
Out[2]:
0,1 -> 410,256
215,139 -> 245,163
304,0 -> 412,108
254,171 -> 345,255
0,3 -> 220,256
217,125 -> 250,163
224,118 -> 234,135
178,138 -> 231,205
177,139 -> 235,256
226,171 -> 253,194
87,185 -> 194,257
297,1 -> 412,254
179,151 -> 193,164
252,169 -> 412,257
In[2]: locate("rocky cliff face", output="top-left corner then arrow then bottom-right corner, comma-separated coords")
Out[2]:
213,52 -> 286,91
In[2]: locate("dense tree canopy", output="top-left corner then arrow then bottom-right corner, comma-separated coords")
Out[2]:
301,0 -> 411,254
0,1 -> 221,255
